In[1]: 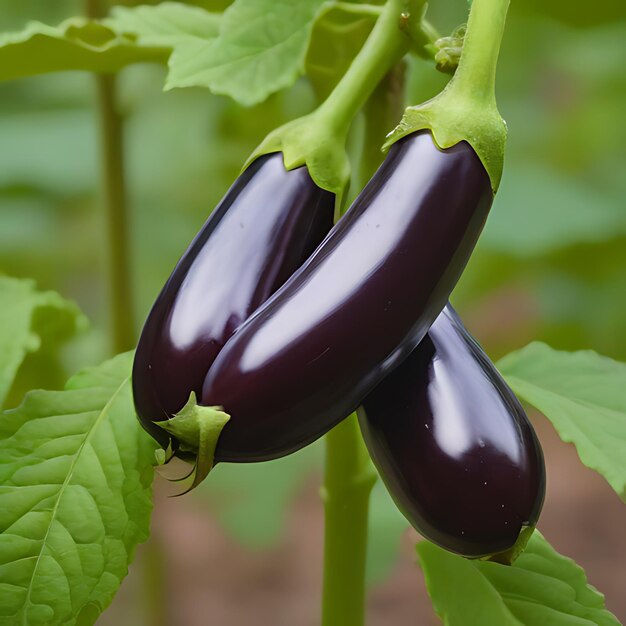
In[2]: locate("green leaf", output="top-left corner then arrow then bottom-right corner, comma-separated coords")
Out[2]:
0,18 -> 169,82
0,352 -> 157,625
497,342 -> 626,501
418,531 -> 620,626
197,440 -> 322,548
166,0 -> 328,105
0,277 -> 86,409
107,2 -> 221,48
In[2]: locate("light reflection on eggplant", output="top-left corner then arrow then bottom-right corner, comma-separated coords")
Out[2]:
359,305 -> 545,558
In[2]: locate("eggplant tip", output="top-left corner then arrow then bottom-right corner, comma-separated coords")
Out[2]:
154,392 -> 230,495
483,524 -> 536,566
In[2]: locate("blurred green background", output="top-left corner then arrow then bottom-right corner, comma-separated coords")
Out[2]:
1,0 -> 625,624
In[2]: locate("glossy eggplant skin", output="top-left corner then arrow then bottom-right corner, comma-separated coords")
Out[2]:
202,131 -> 493,463
132,153 -> 335,447
359,305 -> 545,558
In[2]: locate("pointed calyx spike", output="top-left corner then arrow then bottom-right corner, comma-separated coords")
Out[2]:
155,392 -> 230,495
485,525 -> 536,566
154,440 -> 174,466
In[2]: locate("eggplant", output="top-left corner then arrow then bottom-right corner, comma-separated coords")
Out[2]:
202,131 -> 493,462
132,153 -> 334,447
358,305 -> 545,559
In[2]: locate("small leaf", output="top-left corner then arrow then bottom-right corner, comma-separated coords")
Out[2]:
418,531 -> 620,626
0,352 -> 157,625
0,277 -> 86,408
166,0 -> 328,105
498,342 -> 626,501
0,18 -> 169,82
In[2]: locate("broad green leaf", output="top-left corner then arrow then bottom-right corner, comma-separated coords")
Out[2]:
107,3 -> 221,48
197,440 -> 322,548
0,277 -> 86,408
0,352 -> 157,625
166,0 -> 328,105
497,342 -> 626,501
418,532 -> 620,626
0,18 -> 168,82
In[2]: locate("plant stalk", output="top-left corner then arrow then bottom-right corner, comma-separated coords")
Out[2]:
316,0 -> 421,135
445,0 -> 510,105
94,73 -> 135,354
321,58 -> 406,626
321,415 -> 376,626
86,0 -> 134,355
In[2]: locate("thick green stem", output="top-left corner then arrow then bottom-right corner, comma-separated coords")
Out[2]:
321,61 -> 406,626
86,0 -> 134,354
249,0 -> 423,214
321,415 -> 376,626
445,0 -> 510,106
94,73 -> 135,354
383,0 -> 511,189
316,0 -> 419,136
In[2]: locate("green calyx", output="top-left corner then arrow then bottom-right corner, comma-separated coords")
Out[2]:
154,440 -> 174,466
383,87 -> 507,191
384,0 -> 510,192
247,0 -> 427,213
155,392 -> 230,495
245,113 -> 351,213
485,525 -> 536,566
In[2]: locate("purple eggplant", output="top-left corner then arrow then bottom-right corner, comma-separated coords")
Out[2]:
359,305 -> 545,559
202,131 -> 493,462
132,153 -> 334,447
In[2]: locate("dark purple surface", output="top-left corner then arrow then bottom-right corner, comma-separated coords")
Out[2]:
203,131 -> 493,462
359,305 -> 545,557
132,153 -> 335,446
